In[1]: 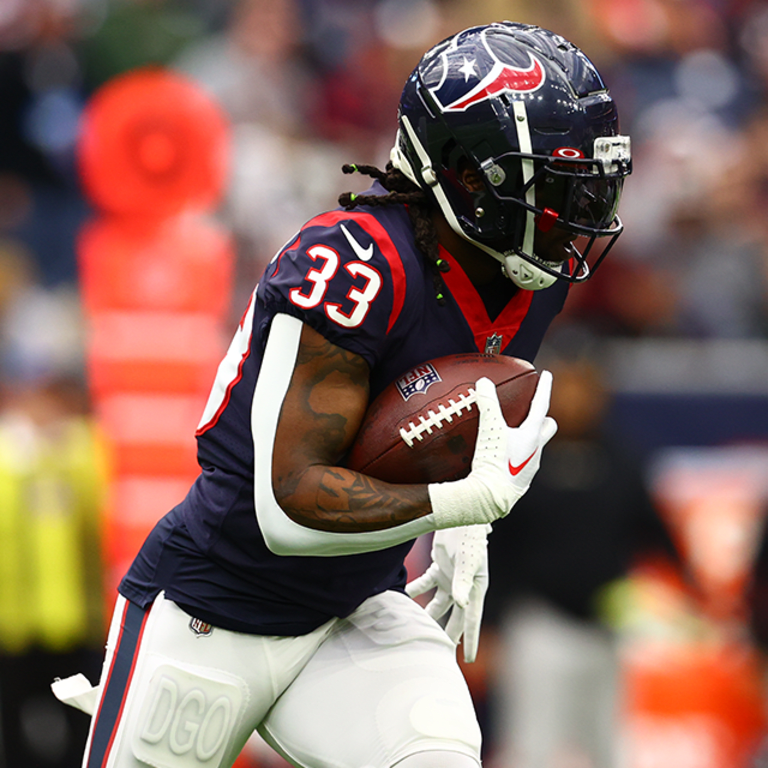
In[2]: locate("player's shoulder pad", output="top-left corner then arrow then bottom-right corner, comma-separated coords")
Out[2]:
262,206 -> 414,341
298,208 -> 403,270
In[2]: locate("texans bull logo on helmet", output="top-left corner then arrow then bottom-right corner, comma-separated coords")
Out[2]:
428,29 -> 546,114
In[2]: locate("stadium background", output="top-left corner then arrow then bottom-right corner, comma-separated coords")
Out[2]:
0,0 -> 767,766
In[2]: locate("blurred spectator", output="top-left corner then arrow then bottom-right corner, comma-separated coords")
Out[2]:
172,0 -> 309,134
540,0 -> 768,341
562,101 -> 768,338
0,373 -> 107,768
482,328 -> 683,768
173,0 -> 396,307
0,242 -> 84,384
0,0 -> 89,288
75,0 -> 215,93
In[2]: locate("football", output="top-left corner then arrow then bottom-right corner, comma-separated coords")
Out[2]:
345,353 -> 539,484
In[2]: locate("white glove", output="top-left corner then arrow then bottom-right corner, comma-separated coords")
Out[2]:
406,524 -> 490,663
429,371 -> 557,529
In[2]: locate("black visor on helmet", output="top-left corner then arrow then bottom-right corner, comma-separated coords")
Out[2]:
480,151 -> 626,236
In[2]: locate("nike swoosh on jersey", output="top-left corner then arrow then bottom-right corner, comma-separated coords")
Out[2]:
341,223 -> 374,261
508,450 -> 536,476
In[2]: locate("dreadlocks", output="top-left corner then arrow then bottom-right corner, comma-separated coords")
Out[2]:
338,162 -> 450,305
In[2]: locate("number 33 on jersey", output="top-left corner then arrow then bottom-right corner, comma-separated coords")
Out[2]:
196,209 -> 404,433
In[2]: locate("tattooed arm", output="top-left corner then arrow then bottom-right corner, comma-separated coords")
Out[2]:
271,321 -> 432,533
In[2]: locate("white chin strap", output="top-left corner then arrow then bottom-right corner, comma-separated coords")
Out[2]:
391,110 -> 558,292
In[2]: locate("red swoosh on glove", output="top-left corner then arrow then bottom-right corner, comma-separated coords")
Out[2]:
508,450 -> 536,476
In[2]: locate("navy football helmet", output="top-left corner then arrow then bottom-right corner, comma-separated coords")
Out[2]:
391,22 -> 631,290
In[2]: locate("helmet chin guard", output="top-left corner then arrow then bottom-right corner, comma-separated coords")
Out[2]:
502,254 -> 560,290
392,21 -> 631,291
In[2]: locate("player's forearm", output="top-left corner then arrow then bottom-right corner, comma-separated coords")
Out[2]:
274,464 -> 432,532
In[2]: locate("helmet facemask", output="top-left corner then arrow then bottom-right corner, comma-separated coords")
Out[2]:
474,134 -> 631,288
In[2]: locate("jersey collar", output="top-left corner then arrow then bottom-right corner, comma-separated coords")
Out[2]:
438,245 -> 534,354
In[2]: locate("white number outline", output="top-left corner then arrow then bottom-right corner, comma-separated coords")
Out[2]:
288,245 -> 339,309
326,261 -> 382,329
289,244 -> 382,329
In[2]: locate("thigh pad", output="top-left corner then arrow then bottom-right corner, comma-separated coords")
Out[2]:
132,659 -> 247,767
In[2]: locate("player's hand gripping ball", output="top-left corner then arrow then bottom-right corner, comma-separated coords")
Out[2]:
346,353 -> 539,484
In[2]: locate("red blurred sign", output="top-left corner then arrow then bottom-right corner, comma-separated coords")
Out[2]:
76,67 -> 235,601
78,67 -> 230,218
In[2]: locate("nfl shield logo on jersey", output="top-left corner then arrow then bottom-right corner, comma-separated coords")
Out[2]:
189,617 -> 213,638
485,333 -> 503,355
396,363 -> 441,400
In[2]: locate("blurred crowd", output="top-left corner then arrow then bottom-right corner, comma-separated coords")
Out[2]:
1,0 -> 768,766
1,0 -> 768,363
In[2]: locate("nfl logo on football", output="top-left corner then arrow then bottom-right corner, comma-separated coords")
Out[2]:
396,363 -> 441,401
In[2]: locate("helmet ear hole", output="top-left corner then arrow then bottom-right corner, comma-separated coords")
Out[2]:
458,164 -> 485,192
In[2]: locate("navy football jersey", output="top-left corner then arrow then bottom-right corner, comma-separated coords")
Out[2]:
119,183 -> 569,636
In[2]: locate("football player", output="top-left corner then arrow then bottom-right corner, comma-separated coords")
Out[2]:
70,21 -> 630,768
